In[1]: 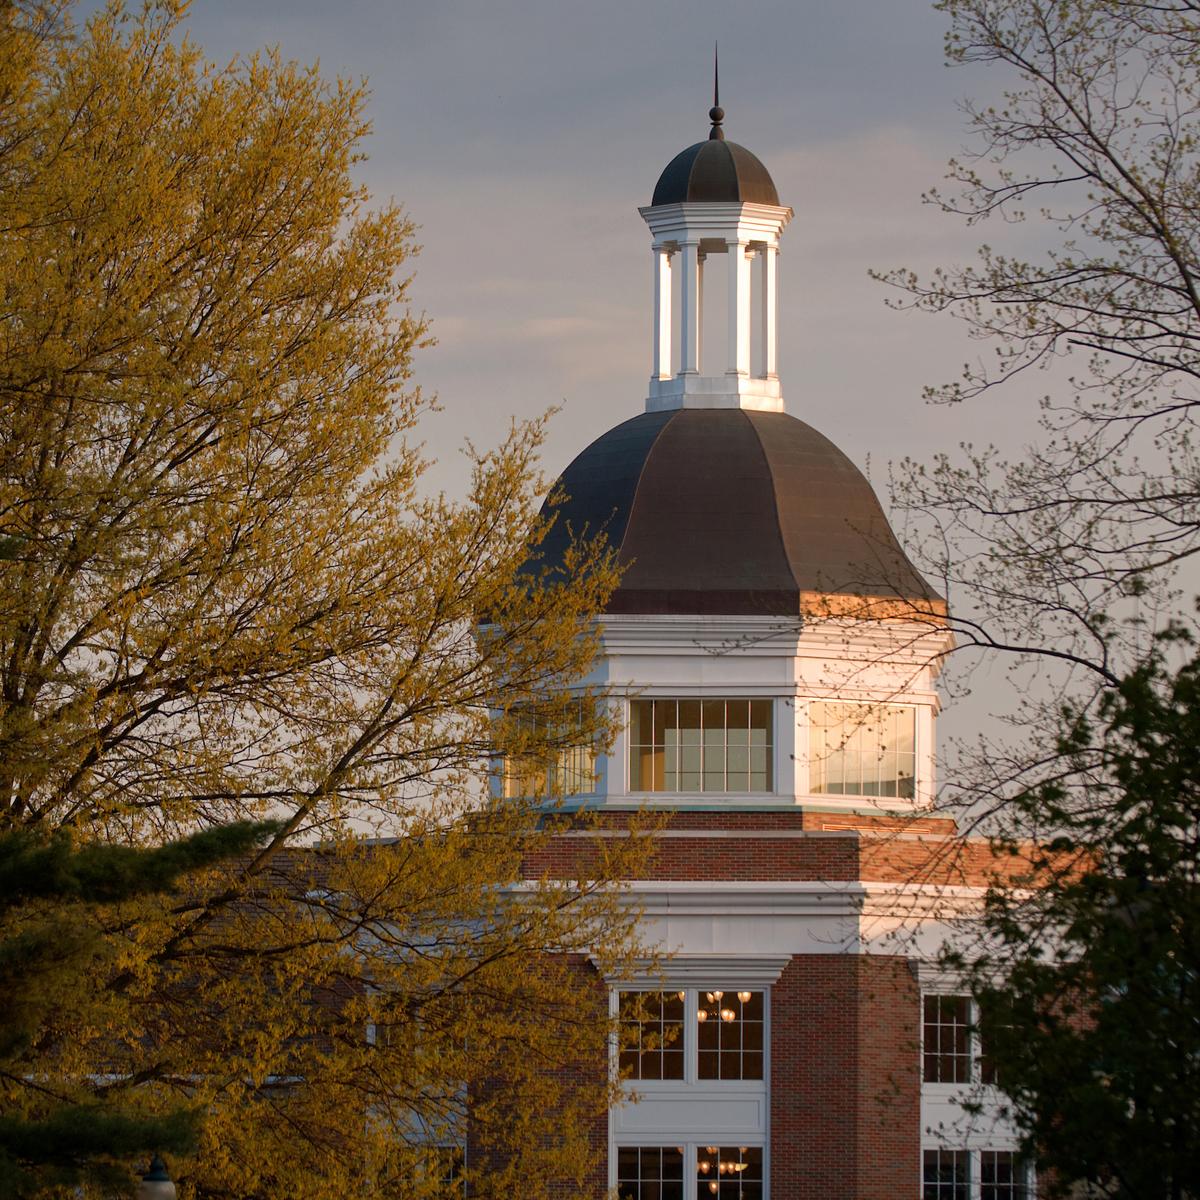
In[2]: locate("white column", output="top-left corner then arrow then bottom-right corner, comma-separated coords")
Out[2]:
679,240 -> 701,375
652,247 -> 672,380
761,243 -> 779,380
726,239 -> 751,377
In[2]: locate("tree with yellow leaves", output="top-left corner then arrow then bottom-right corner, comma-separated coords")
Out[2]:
0,4 -> 648,1196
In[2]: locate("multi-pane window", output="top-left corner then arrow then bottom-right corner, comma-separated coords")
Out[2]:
619,991 -> 685,1080
629,700 -> 772,793
617,989 -> 766,1082
501,707 -> 595,798
697,990 -> 764,1081
809,701 -> 916,799
923,1149 -> 969,1200
923,995 -> 971,1084
923,993 -> 1004,1086
981,1151 -> 1029,1200
427,1147 -> 464,1197
616,1146 -> 685,1200
696,1146 -> 763,1198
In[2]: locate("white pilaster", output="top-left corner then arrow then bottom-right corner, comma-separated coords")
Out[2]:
652,247 -> 672,380
679,240 -> 701,376
726,239 -> 751,377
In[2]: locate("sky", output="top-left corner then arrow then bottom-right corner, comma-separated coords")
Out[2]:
143,0 -> 1042,744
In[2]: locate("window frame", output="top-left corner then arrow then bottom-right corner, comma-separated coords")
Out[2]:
806,698 -> 919,801
614,987 -> 770,1088
920,1148 -> 1033,1200
498,701 -> 599,800
627,697 -> 776,796
614,1142 -> 767,1200
921,992 -> 1004,1089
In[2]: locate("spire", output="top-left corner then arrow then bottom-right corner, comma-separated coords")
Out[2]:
709,42 -> 724,140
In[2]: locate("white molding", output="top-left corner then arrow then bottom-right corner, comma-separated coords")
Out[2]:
638,201 -> 794,242
597,953 -> 792,986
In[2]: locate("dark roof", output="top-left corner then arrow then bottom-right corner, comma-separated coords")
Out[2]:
533,409 -> 941,616
651,139 -> 780,207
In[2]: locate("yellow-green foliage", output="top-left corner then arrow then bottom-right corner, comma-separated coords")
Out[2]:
0,4 -> 650,1196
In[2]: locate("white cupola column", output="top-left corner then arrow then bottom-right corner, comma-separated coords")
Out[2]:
652,247 -> 672,380
726,239 -> 751,377
678,240 -> 702,376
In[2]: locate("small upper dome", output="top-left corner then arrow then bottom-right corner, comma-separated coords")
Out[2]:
533,409 -> 941,617
651,137 -> 780,207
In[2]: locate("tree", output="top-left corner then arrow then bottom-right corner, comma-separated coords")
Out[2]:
875,8 -> 1200,1190
881,0 -> 1200,688
0,821 -> 277,1197
949,634 -> 1200,1200
0,4 -> 649,1197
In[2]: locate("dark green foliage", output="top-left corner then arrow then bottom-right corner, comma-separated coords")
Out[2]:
955,631 -> 1200,1200
0,821 -> 278,1197
0,1108 -> 197,1198
0,821 -> 280,907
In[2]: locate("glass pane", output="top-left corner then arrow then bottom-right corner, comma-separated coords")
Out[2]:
628,700 -> 773,793
922,1149 -> 969,1200
810,701 -> 915,798
696,1146 -> 762,1200
654,700 -> 674,745
619,992 -> 685,1081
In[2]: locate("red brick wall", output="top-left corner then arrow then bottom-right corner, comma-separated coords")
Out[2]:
523,809 -> 1037,889
771,954 -> 920,1199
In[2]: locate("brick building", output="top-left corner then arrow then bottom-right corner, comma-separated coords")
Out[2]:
518,97 -> 1030,1200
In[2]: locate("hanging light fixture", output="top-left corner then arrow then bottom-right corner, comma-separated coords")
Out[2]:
738,990 -> 752,1004
721,1007 -> 736,1022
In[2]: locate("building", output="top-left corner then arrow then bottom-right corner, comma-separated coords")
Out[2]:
521,98 -> 1032,1200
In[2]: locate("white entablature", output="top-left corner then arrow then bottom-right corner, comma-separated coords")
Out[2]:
639,200 -> 793,413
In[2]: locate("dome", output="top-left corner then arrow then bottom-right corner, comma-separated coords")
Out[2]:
534,409 -> 941,616
651,138 -> 780,207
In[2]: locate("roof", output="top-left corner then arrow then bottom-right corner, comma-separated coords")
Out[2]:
532,409 -> 941,616
651,138 -> 780,207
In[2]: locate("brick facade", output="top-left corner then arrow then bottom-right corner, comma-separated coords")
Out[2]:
771,954 -> 920,1199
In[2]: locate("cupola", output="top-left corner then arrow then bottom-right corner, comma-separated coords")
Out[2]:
640,87 -> 793,414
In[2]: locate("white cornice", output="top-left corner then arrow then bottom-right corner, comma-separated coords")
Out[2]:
595,954 -> 793,986
638,201 -> 794,242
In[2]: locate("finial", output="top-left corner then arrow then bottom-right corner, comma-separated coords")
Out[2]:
709,42 -> 724,140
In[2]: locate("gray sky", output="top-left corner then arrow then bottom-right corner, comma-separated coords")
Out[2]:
156,1 -> 1038,744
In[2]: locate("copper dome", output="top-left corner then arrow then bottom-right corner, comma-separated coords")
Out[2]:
651,138 -> 780,207
535,409 -> 941,617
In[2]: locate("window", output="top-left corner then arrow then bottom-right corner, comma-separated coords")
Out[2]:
617,989 -> 766,1082
697,990 -> 764,1081
981,1151 -> 1029,1200
696,1146 -> 763,1198
922,1150 -> 1031,1200
619,991 -> 685,1080
923,993 -> 1005,1086
809,701 -> 915,799
427,1146 -> 464,1197
629,699 -> 772,793
617,1146 -> 685,1200
923,995 -> 971,1084
500,706 -> 595,798
923,1149 -> 969,1200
